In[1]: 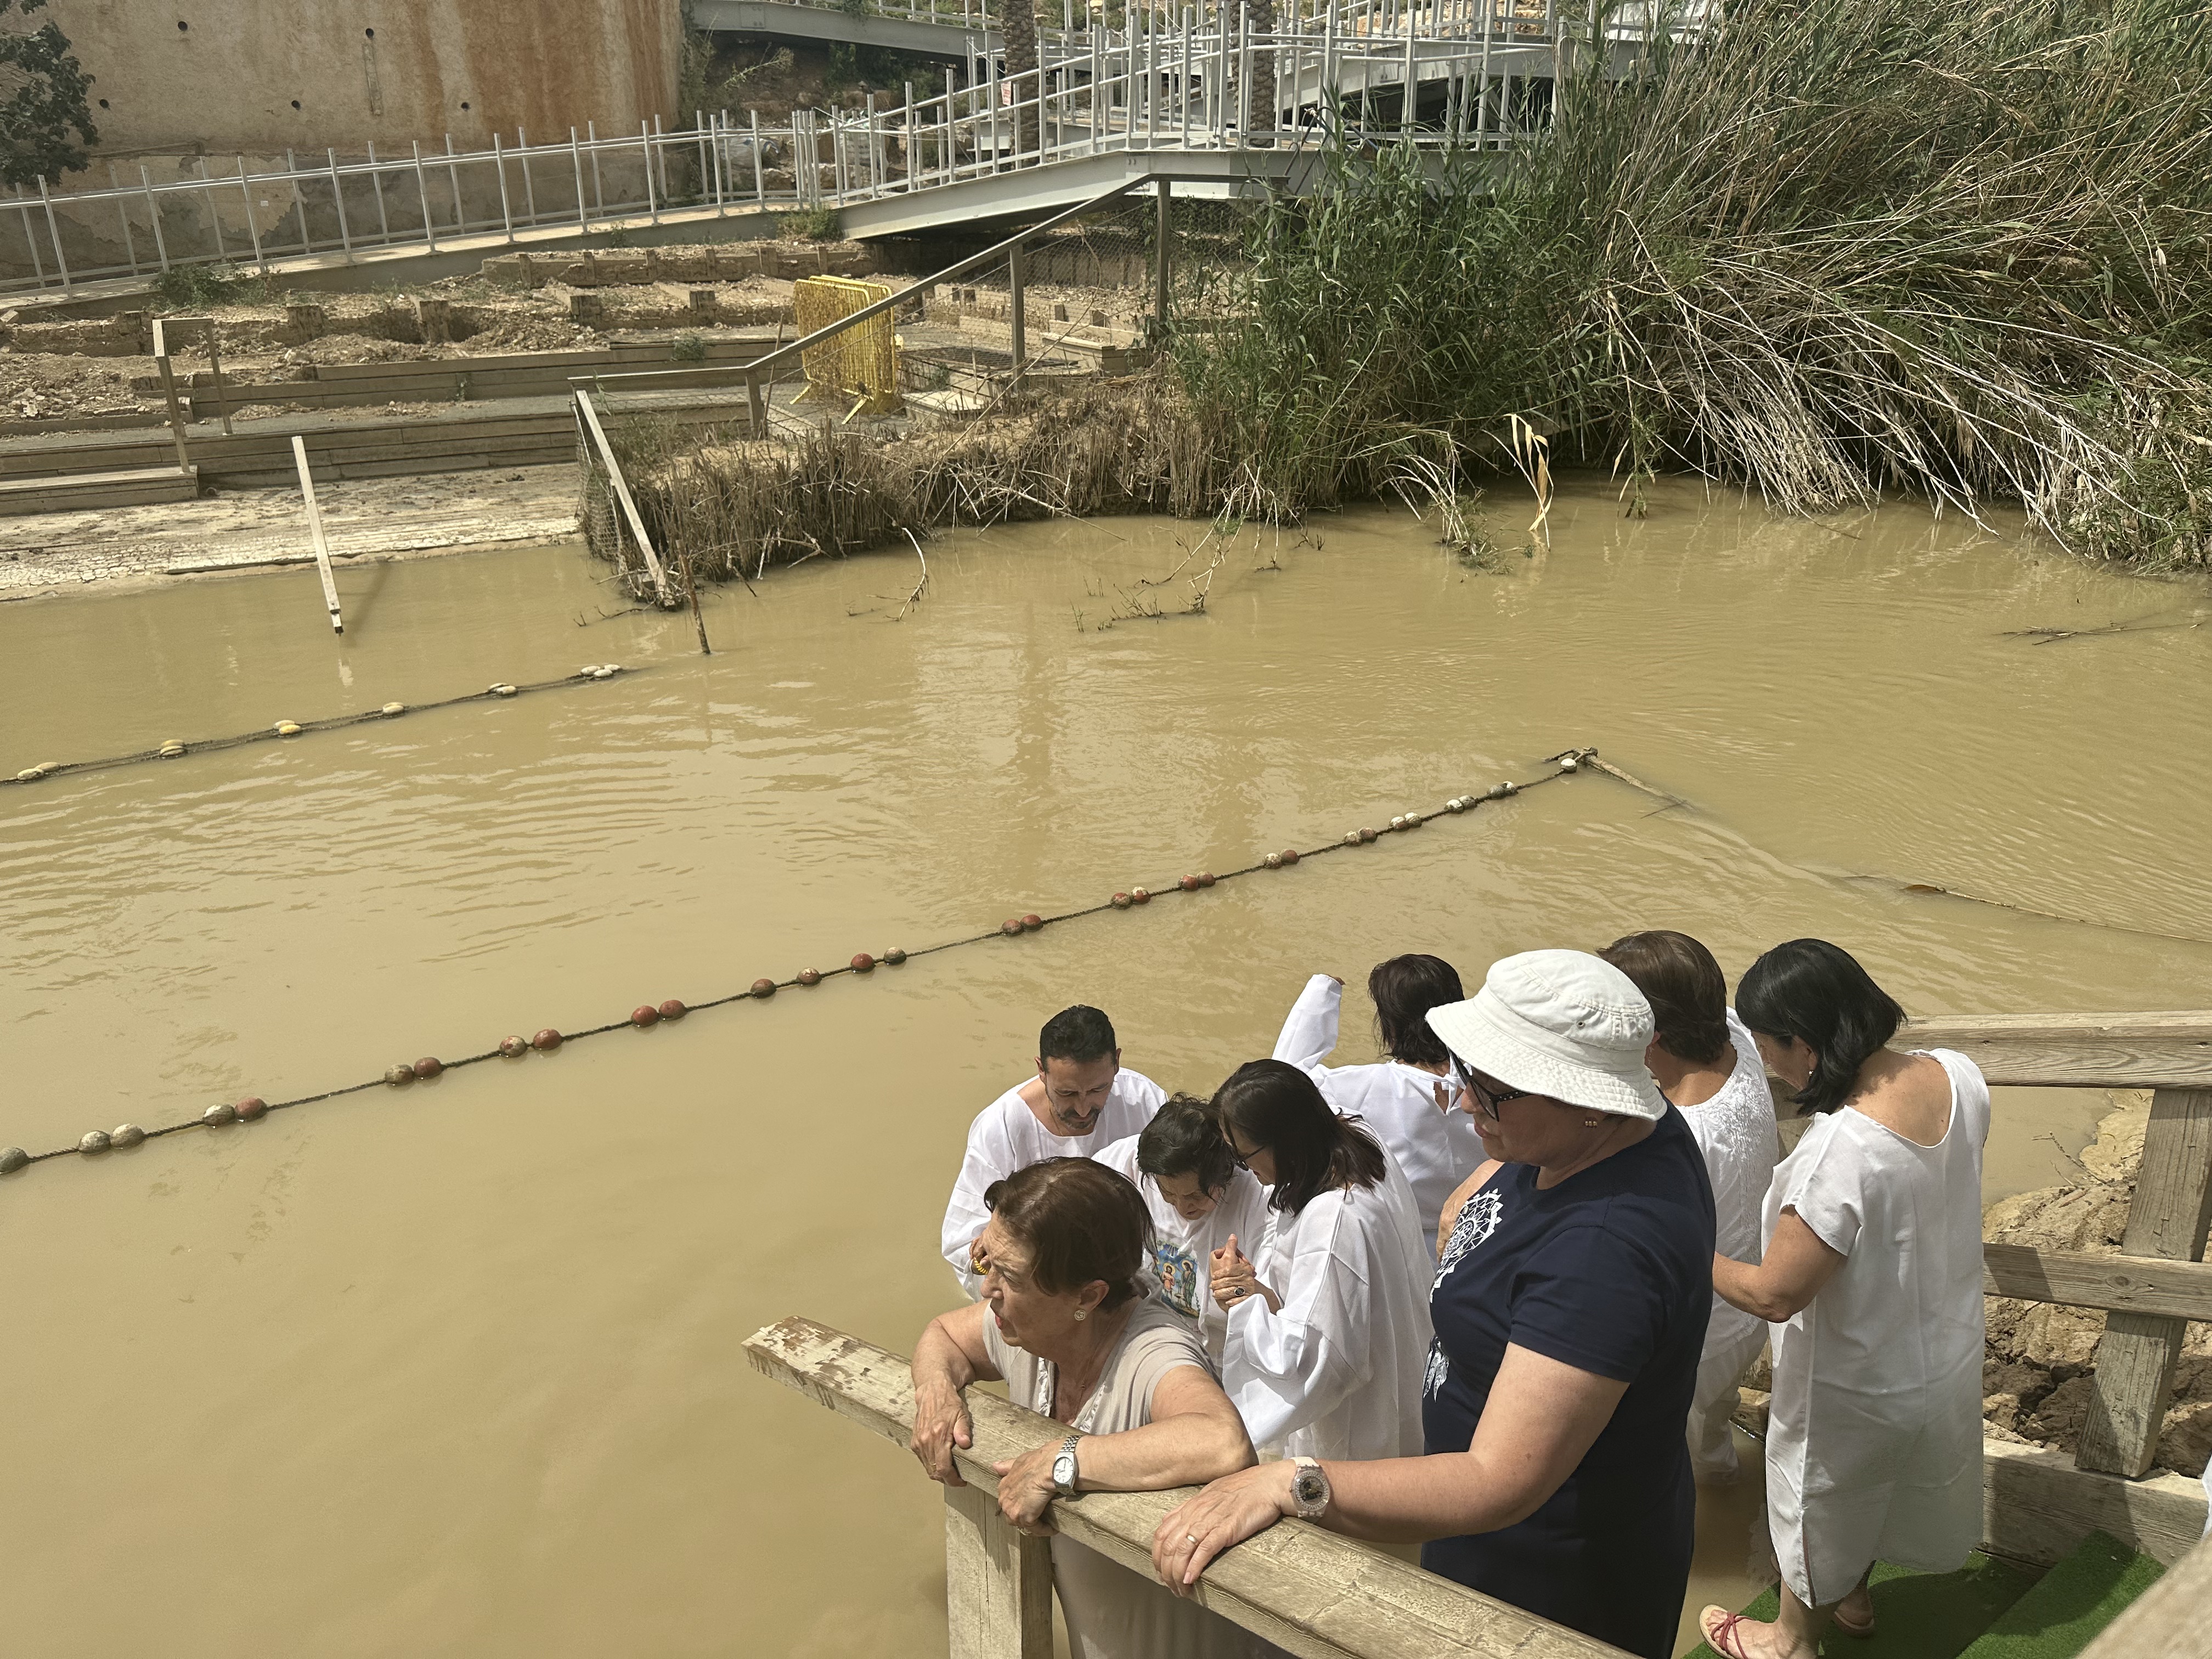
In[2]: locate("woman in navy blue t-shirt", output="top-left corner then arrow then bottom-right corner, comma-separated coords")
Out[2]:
1153,951 -> 1716,1659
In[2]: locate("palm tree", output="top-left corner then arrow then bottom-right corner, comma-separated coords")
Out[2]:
998,0 -> 1043,160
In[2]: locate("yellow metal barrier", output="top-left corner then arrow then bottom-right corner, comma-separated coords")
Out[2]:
793,276 -> 901,414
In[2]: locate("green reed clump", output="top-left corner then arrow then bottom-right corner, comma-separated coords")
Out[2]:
1175,0 -> 2212,567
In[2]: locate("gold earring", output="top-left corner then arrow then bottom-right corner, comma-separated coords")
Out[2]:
1584,1118 -> 1602,1127
1074,1308 -> 1087,1321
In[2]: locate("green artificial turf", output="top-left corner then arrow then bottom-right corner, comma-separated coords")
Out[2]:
1953,1532 -> 2164,1659
1683,1553 -> 2043,1659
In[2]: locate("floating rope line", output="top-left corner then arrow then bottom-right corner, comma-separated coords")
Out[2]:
2,665 -> 638,787
0,748 -> 1604,1180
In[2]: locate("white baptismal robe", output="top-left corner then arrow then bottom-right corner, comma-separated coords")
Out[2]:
1681,1010 -> 1783,1477
939,1068 -> 1166,1297
1095,1135 -> 1272,1370
1764,1048 -> 1990,1606
1270,973 -> 1486,1256
1222,1147 -> 1434,1462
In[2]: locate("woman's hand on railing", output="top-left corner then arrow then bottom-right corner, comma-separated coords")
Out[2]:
990,1442 -> 1064,1534
1151,1460 -> 1298,1594
910,1376 -> 975,1487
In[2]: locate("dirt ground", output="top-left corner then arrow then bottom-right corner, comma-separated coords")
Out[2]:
0,465 -> 580,599
1979,1093 -> 2212,1476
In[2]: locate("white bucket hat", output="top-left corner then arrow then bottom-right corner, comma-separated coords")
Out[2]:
1425,950 -> 1666,1121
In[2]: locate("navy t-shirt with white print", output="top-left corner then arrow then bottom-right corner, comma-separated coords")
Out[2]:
1420,1105 -> 1716,1659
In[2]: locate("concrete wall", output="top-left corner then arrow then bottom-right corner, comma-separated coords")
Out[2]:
48,0 -> 682,156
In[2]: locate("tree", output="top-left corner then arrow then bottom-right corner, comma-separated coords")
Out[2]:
0,0 -> 96,189
1000,0 -> 1041,161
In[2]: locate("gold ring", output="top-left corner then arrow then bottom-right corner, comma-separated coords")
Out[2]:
1186,1533 -> 1199,1545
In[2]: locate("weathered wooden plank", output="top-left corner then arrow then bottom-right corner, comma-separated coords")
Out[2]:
0,464 -> 196,515
1903,1014 -> 2212,1088
2077,1531 -> 2211,1659
945,1482 -> 1053,1659
2078,1087 -> 2212,1477
744,1316 -> 1630,1659
1984,1243 -> 2212,1321
1983,1437 -> 2207,1567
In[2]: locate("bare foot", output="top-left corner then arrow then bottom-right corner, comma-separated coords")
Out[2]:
1833,1578 -> 1876,1636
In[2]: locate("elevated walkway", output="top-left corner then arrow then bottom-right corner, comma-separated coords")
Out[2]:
694,0 -> 1000,56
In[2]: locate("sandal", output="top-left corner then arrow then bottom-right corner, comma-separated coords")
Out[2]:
1832,1601 -> 1877,1639
1699,1606 -> 1758,1659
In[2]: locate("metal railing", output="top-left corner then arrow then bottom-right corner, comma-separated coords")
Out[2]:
7,0 -> 1585,295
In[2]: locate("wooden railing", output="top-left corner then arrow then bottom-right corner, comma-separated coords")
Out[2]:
1904,1013 -> 2212,1481
751,1013 -> 2212,1656
747,1314 -> 1635,1658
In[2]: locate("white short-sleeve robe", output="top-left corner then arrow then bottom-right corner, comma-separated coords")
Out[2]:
1095,1135 -> 1272,1370
1763,1049 -> 1990,1606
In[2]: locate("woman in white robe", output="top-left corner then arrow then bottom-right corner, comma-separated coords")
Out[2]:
1600,930 -> 1781,1482
1097,1094 -> 1273,1370
1700,940 -> 1988,1659
1270,958 -> 1485,1257
1206,1059 -> 1433,1462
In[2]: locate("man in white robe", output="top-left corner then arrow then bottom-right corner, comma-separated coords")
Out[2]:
940,1003 -> 1166,1298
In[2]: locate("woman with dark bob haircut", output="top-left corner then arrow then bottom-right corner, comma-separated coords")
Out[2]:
1697,941 -> 1991,1659
1270,955 -> 1486,1256
1097,1095 -> 1271,1369
1205,1059 -> 1433,1462
910,1158 -> 1256,1659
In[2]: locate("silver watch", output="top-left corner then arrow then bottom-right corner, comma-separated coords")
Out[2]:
1290,1455 -> 1330,1520
1051,1433 -> 1081,1496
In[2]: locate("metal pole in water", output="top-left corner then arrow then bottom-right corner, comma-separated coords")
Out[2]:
1008,239 -> 1025,388
290,436 -> 345,634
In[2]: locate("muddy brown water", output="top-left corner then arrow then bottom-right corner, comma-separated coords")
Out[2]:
2,479 -> 2208,1657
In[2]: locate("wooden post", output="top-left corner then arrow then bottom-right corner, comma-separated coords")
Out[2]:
746,367 -> 767,436
152,354 -> 193,473
944,1482 -> 1054,1659
206,321 -> 234,436
290,436 -> 344,635
573,389 -> 674,607
2075,1086 -> 2212,1477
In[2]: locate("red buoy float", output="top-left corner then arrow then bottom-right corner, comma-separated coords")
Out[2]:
751,978 -> 777,998
631,1005 -> 661,1028
884,948 -> 906,966
1001,918 -> 1024,936
658,999 -> 687,1021
235,1096 -> 268,1121
1111,891 -> 1133,909
1198,872 -> 1216,887
1280,848 -> 1300,865
850,953 -> 875,973
1129,888 -> 1150,905
1021,913 -> 1044,931
797,968 -> 822,986
1179,874 -> 1200,892
498,1035 -> 529,1058
413,1056 -> 443,1078
532,1028 -> 563,1051
1263,853 -> 1282,869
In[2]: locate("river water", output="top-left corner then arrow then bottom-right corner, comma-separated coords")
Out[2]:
2,479 -> 2208,1657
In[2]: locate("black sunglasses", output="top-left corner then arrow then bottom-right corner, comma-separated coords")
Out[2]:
1452,1056 -> 1536,1120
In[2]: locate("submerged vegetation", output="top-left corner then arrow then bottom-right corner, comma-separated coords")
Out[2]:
611,0 -> 2212,578
1176,0 -> 2212,568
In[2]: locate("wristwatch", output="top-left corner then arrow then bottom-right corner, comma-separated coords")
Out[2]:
1051,1433 -> 1082,1496
1290,1455 -> 1330,1520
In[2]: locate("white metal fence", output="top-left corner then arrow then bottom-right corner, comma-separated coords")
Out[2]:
7,0 -> 1576,295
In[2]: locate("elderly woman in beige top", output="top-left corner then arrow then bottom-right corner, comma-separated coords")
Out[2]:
910,1157 -> 1257,1659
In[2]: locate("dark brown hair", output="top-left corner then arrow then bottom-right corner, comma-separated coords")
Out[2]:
1212,1059 -> 1387,1216
1600,930 -> 1730,1065
1137,1093 -> 1237,1194
1738,938 -> 1907,1116
983,1158 -> 1153,1310
1369,954 -> 1465,1068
